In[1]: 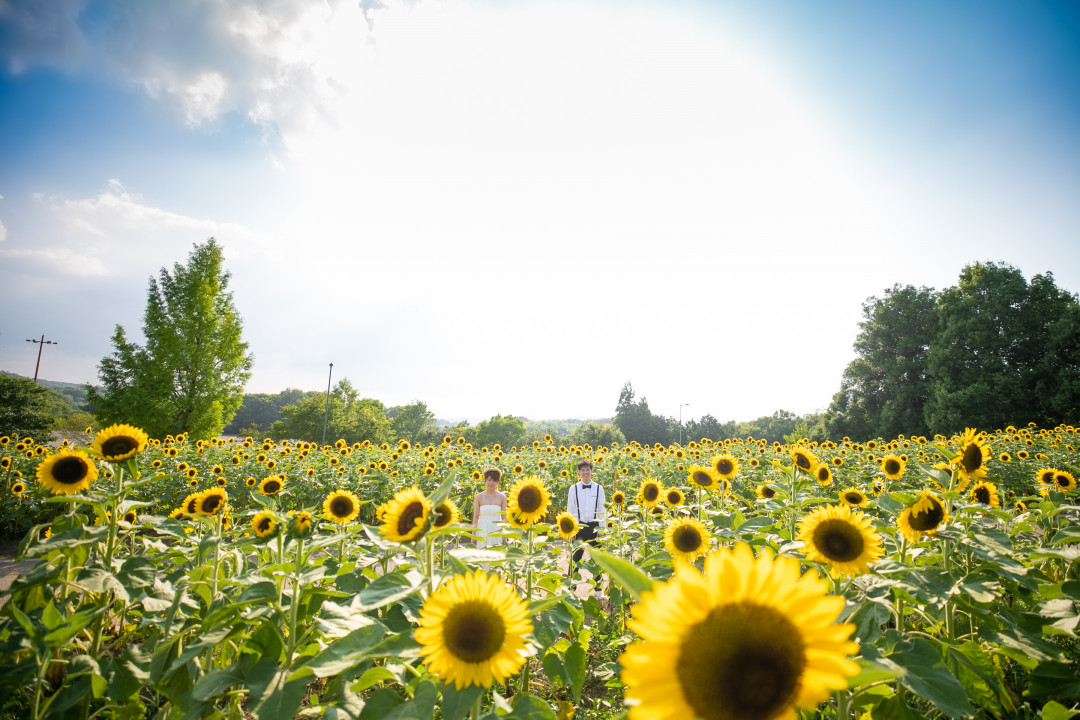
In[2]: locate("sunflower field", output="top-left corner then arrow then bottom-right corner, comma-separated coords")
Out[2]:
0,423 -> 1078,720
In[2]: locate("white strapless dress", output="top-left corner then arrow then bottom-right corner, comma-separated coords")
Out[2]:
477,504 -> 504,547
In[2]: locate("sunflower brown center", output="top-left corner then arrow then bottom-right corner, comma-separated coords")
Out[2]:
433,504 -> 452,527
909,500 -> 945,531
442,600 -> 506,663
559,517 -> 576,533
263,480 -> 281,494
667,491 -> 681,504
677,603 -> 806,720
397,500 -> 427,535
52,456 -> 91,485
201,494 -> 223,514
793,453 -> 812,470
257,516 -> 273,533
1040,471 -> 1055,484
1056,475 -> 1071,488
884,459 -> 900,475
330,496 -> 355,518
101,436 -> 138,458
715,459 -> 734,476
973,487 -> 991,504
693,471 -> 714,487
761,487 -> 775,499
516,485 -> 542,513
672,525 -> 703,553
961,443 -> 983,473
643,484 -> 660,502
844,492 -> 862,504
817,467 -> 830,482
812,519 -> 864,562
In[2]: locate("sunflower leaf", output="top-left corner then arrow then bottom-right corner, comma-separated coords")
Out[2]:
588,549 -> 654,602
427,471 -> 459,506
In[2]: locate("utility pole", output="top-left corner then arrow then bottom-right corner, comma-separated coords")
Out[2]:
679,403 -> 690,445
26,334 -> 58,384
321,363 -> 334,446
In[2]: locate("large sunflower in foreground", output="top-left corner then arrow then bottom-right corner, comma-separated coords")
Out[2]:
507,476 -> 551,525
880,455 -> 906,481
252,511 -> 277,538
36,449 -> 98,495
92,424 -> 149,462
1053,470 -> 1077,492
380,486 -> 432,542
662,517 -> 712,563
797,504 -> 883,577
554,511 -> 579,540
951,428 -> 990,485
968,481 -> 1001,508
416,570 -> 533,689
195,488 -> 228,516
259,474 -> 285,496
790,446 -> 819,476
323,490 -> 361,525
897,490 -> 949,542
621,542 -> 858,720
710,454 -> 741,481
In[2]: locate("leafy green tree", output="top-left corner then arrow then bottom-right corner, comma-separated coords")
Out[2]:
569,421 -> 626,448
926,263 -> 1080,433
613,382 -> 674,447
88,239 -> 253,439
389,401 -> 437,443
683,414 -> 736,443
270,379 -> 392,445
826,285 -> 938,441
0,375 -> 56,441
441,421 -> 478,448
475,415 -> 528,449
224,389 -> 314,436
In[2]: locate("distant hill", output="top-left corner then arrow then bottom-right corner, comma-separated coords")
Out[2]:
0,372 -> 94,411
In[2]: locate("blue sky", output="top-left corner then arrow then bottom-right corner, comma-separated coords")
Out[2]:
2,0 -> 1079,424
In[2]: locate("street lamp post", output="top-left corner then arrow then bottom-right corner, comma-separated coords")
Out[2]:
321,363 -> 333,446
25,334 -> 58,384
679,403 -> 690,445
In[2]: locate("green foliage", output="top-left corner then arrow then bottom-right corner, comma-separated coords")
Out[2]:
88,239 -> 254,440
613,382 -> 673,446
475,414 -> 527,449
270,378 -> 393,445
568,421 -> 626,448
388,401 -> 437,443
0,375 -> 57,441
224,389 -> 316,436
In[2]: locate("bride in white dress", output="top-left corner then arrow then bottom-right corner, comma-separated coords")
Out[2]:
472,468 -> 507,547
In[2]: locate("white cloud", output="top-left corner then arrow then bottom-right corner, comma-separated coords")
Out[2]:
0,218 -> 6,243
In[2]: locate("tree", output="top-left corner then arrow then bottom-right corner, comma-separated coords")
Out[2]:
0,374 -> 57,441
475,415 -> 528,449
569,421 -> 626,448
270,378 -> 392,445
390,401 -> 437,443
683,414 -> 736,443
825,285 -> 938,440
88,239 -> 254,440
613,382 -> 673,446
926,263 -> 1080,433
224,389 -> 314,436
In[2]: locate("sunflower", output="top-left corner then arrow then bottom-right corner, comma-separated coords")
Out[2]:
662,518 -> 712,563
11,481 -> 26,496
998,452 -> 1011,463
687,465 -> 719,492
880,455 -> 906,481
1017,450 -> 1030,460
433,499 -> 462,528
380,486 -> 432,542
790,446 -> 819,475
710,454 -> 740,481
252,512 -> 277,538
1054,471 -> 1077,492
36,449 -> 98,495
612,491 -> 626,507
952,428 -> 990,484
122,510 -> 137,524
798,504 -> 883,577
555,511 -> 579,540
815,465 -> 834,487
416,570 -> 533,689
839,489 -> 868,508
290,511 -> 314,536
969,482 -> 1001,508
620,542 -> 858,720
664,488 -> 685,507
898,490 -> 949,542
92,424 -> 149,462
215,476 -> 228,487
756,484 -> 776,500
507,476 -> 552,525
323,490 -> 361,525
195,488 -> 228,516
259,474 -> 284,496
638,479 -> 663,508
507,511 -> 533,530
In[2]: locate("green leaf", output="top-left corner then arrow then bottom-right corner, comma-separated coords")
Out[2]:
564,642 -> 586,702
503,694 -> 558,720
246,656 -> 310,720
882,637 -> 976,718
846,657 -> 900,690
296,623 -> 388,679
349,571 -> 425,612
1043,700 -> 1080,720
588,549 -> 654,602
439,683 -> 484,720
1028,661 -> 1080,700
350,666 -> 397,693
428,471 -> 459,506
191,663 -> 248,702
942,641 -> 1006,715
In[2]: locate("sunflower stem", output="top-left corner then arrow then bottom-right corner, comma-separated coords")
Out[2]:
835,689 -> 851,720
286,534 -> 305,662
471,693 -> 482,720
425,533 -> 436,596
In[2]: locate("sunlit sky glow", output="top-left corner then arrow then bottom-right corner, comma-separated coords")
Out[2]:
2,0 -> 1079,424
